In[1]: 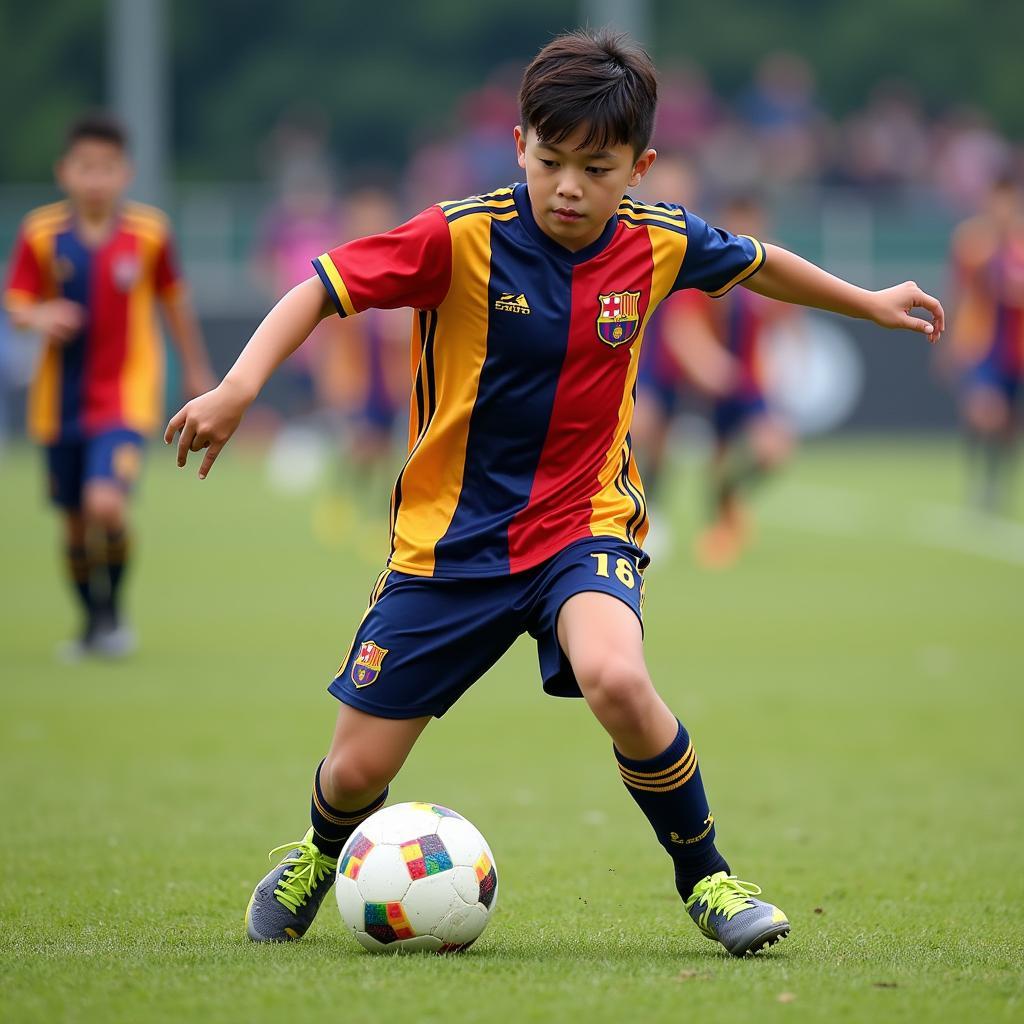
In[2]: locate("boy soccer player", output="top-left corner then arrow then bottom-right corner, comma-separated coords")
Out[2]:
167,32 -> 943,956
693,196 -> 799,569
946,176 -> 1024,512
4,113 -> 214,657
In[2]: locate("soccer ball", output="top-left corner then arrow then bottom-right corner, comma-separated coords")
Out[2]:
335,801 -> 498,953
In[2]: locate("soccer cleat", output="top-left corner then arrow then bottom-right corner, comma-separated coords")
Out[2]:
685,871 -> 790,956
91,618 -> 137,658
245,828 -> 338,942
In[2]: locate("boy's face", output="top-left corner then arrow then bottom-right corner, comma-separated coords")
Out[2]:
56,139 -> 132,217
515,125 -> 656,251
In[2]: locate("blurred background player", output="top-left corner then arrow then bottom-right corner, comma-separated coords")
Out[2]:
631,154 -> 735,556
314,184 -> 407,548
945,175 -> 1024,513
692,195 -> 798,568
3,112 -> 214,658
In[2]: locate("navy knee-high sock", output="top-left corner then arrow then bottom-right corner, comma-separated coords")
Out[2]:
615,720 -> 730,900
309,759 -> 388,858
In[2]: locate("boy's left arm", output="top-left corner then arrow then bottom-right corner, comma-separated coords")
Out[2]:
161,289 -> 217,398
745,243 -> 944,342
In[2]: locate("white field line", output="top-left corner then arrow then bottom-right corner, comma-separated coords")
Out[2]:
759,483 -> 1024,568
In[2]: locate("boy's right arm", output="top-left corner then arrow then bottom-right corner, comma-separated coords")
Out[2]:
164,276 -> 332,479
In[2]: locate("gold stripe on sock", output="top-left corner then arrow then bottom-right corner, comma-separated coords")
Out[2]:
617,742 -> 695,783
313,786 -> 386,827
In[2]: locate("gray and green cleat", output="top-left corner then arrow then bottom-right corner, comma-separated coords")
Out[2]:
685,871 -> 790,956
245,828 -> 338,942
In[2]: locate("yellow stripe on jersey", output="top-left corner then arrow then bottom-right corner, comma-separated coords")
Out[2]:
705,235 -> 766,297
3,287 -> 38,309
588,225 -> 687,543
314,254 -> 358,316
121,246 -> 163,435
388,212 -> 494,576
28,346 -> 62,444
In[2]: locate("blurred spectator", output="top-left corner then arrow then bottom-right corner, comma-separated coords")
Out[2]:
254,113 -> 346,418
839,82 -> 930,193
739,53 -> 825,185
931,107 -> 1012,211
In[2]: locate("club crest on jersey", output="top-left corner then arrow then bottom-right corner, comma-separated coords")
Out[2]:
596,291 -> 641,347
351,640 -> 388,688
112,255 -> 141,292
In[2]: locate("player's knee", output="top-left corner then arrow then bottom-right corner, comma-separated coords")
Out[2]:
321,751 -> 394,805
752,423 -> 793,469
82,486 -> 126,532
576,655 -> 654,727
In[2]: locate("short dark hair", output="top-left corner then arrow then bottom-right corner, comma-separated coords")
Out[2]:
63,112 -> 129,155
519,29 -> 657,157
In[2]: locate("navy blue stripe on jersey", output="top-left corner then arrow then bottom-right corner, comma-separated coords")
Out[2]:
55,229 -> 91,438
432,220 -> 573,574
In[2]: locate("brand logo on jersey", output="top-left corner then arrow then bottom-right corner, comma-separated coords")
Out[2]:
494,292 -> 531,314
112,255 -> 141,292
351,640 -> 388,688
597,291 -> 641,347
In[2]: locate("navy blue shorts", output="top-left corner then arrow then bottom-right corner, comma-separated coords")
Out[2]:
961,359 -> 1021,405
712,393 -> 769,440
45,428 -> 145,510
329,537 -> 648,719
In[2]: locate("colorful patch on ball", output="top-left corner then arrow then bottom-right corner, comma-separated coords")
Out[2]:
339,832 -> 374,880
474,851 -> 497,909
410,802 -> 464,819
401,834 -> 453,880
364,901 -> 416,943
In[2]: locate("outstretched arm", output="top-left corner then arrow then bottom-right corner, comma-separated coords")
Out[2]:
744,243 -> 944,342
163,276 -> 332,479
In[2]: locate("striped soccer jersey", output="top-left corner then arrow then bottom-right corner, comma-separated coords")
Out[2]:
4,200 -> 183,443
314,183 -> 764,577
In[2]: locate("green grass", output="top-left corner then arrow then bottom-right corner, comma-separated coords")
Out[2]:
1,438 -> 1022,1023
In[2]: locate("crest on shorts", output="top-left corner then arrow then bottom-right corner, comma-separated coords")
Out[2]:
351,640 -> 388,688
596,291 -> 641,347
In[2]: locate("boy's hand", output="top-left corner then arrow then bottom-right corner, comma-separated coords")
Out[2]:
869,282 -> 944,342
30,299 -> 86,343
163,379 -> 250,480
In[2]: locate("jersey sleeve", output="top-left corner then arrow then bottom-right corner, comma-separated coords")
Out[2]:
4,226 -> 45,310
313,205 -> 452,317
154,226 -> 185,300
673,210 -> 766,297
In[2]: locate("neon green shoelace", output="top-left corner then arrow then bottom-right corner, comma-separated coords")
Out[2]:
268,837 -> 336,914
685,872 -> 760,928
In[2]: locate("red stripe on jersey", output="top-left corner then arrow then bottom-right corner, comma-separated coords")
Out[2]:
507,225 -> 655,571
82,235 -> 133,433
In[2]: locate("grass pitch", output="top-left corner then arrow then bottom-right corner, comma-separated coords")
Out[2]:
1,438 -> 1021,1023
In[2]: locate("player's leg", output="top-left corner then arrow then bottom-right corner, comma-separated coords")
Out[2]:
962,381 -> 1013,511
245,705 -> 429,943
45,438 -> 96,656
80,430 -> 144,654
555,590 -> 729,892
246,568 -> 523,942
559,591 -> 788,955
530,542 -> 788,955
